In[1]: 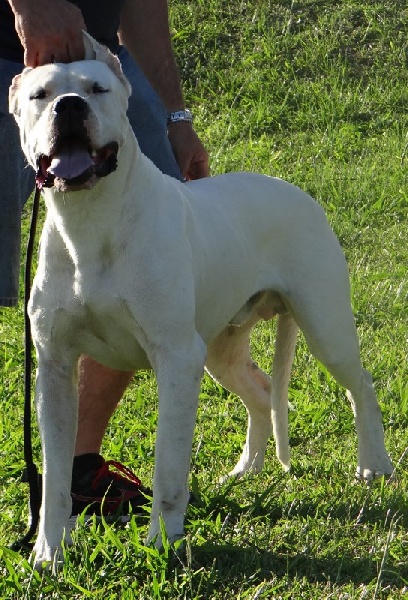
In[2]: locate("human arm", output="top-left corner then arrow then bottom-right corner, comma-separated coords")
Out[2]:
119,0 -> 209,180
7,0 -> 86,66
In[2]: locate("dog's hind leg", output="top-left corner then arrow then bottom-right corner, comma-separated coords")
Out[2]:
206,313 -> 298,478
270,313 -> 299,470
288,269 -> 393,480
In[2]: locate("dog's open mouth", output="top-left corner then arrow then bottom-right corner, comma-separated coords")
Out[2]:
36,138 -> 119,191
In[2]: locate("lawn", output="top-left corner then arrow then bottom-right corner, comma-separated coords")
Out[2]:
0,1 -> 407,598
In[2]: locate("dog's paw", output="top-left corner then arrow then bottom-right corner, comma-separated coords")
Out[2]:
221,453 -> 268,483
356,458 -> 393,481
32,521 -> 74,571
32,540 -> 63,573
147,513 -> 184,550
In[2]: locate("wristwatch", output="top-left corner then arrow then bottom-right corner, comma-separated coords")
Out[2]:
167,109 -> 193,125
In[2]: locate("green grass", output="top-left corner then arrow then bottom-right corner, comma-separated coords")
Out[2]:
1,0 -> 407,597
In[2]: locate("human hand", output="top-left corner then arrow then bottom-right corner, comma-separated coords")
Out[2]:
12,0 -> 86,66
168,123 -> 210,180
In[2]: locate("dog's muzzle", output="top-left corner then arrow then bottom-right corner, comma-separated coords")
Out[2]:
35,95 -> 118,191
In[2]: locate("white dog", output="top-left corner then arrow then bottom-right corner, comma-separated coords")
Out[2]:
10,34 -> 392,568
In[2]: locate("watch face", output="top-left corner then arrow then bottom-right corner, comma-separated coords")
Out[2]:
167,110 -> 193,125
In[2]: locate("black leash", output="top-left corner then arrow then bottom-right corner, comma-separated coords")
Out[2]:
11,186 -> 42,552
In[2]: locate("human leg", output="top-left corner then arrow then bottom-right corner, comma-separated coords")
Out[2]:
75,357 -> 133,455
118,46 -> 183,180
0,58 -> 34,307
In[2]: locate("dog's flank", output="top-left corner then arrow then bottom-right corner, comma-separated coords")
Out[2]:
9,33 -> 393,570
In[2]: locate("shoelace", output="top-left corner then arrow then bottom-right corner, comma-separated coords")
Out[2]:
91,459 -> 142,492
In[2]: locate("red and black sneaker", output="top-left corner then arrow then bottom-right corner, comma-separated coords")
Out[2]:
71,453 -> 151,522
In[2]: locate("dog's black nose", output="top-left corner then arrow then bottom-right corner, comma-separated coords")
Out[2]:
53,95 -> 89,118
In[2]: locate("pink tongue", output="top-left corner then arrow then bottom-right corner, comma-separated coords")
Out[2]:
48,144 -> 93,180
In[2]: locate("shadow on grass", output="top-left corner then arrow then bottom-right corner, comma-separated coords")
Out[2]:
180,480 -> 408,591
184,541 -> 408,592
190,473 -> 408,529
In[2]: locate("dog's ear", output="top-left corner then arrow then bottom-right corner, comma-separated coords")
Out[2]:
82,31 -> 131,97
82,30 -> 109,61
8,68 -> 32,118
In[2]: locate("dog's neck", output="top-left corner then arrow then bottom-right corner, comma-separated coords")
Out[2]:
41,130 -> 164,270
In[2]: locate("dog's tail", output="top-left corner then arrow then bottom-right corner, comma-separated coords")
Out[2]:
270,314 -> 298,471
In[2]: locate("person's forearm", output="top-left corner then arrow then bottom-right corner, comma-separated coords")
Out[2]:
119,0 -> 185,112
7,0 -> 28,9
120,0 -> 210,181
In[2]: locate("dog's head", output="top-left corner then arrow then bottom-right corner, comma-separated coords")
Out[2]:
9,32 -> 131,192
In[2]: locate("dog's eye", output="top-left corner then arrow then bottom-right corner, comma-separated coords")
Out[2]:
30,88 -> 47,100
91,82 -> 109,94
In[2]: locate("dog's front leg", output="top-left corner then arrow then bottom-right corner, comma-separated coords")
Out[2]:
33,354 -> 78,571
148,333 -> 206,547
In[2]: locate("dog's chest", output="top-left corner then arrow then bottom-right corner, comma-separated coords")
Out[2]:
78,298 -> 150,370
